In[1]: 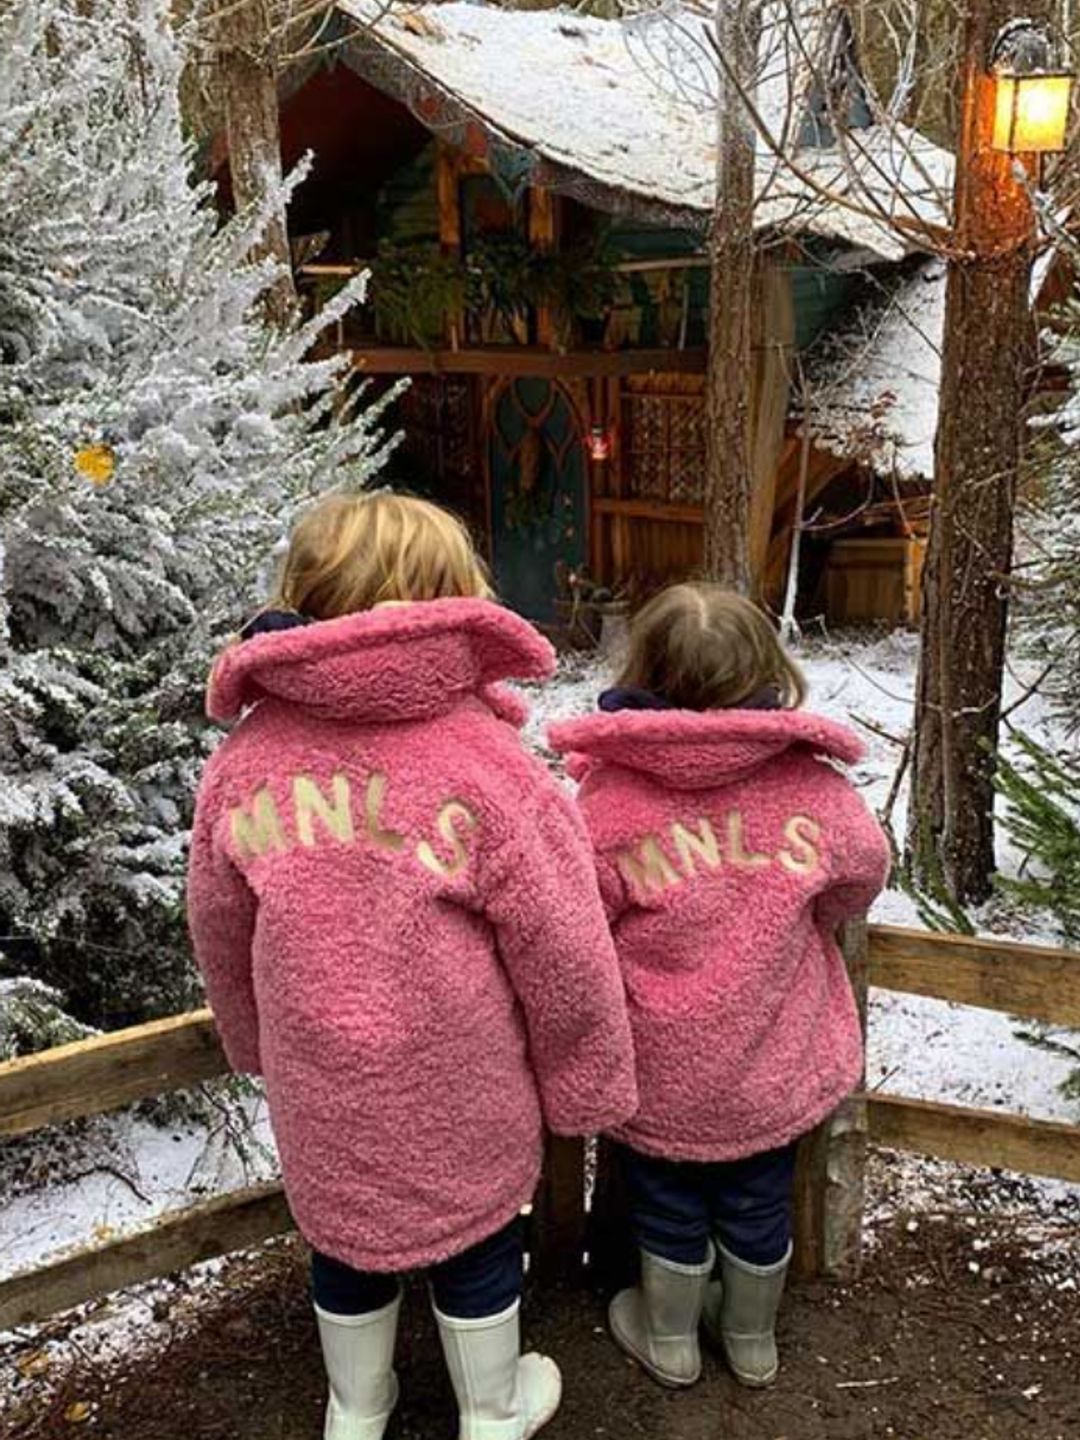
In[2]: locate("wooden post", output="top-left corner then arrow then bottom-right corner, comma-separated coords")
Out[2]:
747,259 -> 795,599
528,187 -> 558,348
529,1135 -> 586,1287
436,143 -> 463,349
792,920 -> 870,1280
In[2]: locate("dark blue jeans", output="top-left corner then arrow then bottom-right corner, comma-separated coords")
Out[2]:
311,1216 -> 524,1321
618,1142 -> 798,1268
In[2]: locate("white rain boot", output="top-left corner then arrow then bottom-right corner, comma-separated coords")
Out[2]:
314,1290 -> 401,1440
435,1298 -> 562,1440
608,1246 -> 713,1388
702,1242 -> 791,1387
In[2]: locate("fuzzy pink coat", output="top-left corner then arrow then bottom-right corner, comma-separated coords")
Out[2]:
549,709 -> 890,1162
188,599 -> 636,1272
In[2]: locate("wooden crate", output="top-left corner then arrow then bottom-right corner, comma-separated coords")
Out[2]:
825,537 -> 925,625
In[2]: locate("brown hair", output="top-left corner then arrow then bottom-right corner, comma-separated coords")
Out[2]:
617,583 -> 806,711
272,491 -> 492,620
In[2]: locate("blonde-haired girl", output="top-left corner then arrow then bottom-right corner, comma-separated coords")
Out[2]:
189,491 -> 636,1440
551,583 -> 889,1393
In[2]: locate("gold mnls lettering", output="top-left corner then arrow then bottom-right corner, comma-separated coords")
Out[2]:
294,774 -> 354,848
417,801 -> 479,877
365,772 -> 405,852
778,815 -> 822,875
671,819 -> 721,877
230,788 -> 288,860
617,836 -> 683,894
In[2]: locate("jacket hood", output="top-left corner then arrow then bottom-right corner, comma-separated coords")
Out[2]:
208,597 -> 555,727
548,708 -> 865,789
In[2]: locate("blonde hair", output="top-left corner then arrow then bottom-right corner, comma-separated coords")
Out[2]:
617,583 -> 806,711
272,492 -> 492,620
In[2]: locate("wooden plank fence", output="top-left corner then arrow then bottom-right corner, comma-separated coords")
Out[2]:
1,922 -> 1077,1331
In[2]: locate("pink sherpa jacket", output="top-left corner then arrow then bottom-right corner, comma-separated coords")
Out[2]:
188,599 -> 636,1272
548,709 -> 890,1162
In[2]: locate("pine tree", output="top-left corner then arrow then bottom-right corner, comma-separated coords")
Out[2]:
1016,291 -> 1080,713
995,734 -> 1080,942
0,0 -> 394,1032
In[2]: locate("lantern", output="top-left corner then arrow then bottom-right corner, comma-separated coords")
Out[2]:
587,425 -> 612,462
990,22 -> 1073,154
992,71 -> 1073,153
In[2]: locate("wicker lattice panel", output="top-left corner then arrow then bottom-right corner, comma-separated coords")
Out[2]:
623,390 -> 706,504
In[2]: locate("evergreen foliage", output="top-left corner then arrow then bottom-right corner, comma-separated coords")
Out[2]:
0,0 -> 392,1037
995,733 -> 1080,943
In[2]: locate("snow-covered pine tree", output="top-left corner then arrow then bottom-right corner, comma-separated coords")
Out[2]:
995,274 -> 1080,936
0,0 -> 394,1033
1017,283 -> 1080,714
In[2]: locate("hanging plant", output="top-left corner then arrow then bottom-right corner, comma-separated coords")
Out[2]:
531,231 -> 620,347
368,228 -> 620,350
467,233 -> 536,342
368,241 -> 469,349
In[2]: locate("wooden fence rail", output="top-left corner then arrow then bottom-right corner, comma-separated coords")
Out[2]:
1,923 -> 1077,1332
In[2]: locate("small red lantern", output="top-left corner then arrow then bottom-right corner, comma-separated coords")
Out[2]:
587,425 -> 612,462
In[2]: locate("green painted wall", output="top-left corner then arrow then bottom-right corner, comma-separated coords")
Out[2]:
375,140 -> 439,246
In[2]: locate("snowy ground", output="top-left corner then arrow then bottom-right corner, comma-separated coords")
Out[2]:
1,628 -> 1077,1360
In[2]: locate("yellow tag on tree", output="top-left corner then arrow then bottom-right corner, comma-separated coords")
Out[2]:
74,444 -> 115,487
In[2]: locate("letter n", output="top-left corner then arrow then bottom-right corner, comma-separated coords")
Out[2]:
671,819 -> 721,877
294,774 -> 355,848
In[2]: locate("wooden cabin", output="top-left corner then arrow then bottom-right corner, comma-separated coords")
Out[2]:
215,0 -> 957,625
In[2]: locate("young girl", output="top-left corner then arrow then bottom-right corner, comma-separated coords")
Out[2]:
550,584 -> 889,1392
188,493 -> 636,1440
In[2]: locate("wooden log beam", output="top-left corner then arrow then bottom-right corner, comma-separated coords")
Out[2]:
349,347 -> 708,379
868,1094 -> 1080,1185
0,1010 -> 227,1138
593,497 -> 704,524
868,925 -> 1080,1027
0,1183 -> 293,1331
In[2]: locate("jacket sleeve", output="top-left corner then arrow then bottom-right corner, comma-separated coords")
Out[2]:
481,785 -> 638,1136
186,784 -> 262,1075
816,780 -> 892,930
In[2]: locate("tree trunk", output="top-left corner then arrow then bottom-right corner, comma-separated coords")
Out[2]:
907,0 -> 1039,903
216,0 -> 296,329
703,0 -> 759,593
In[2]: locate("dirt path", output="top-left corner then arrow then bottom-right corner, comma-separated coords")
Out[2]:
5,1202 -> 1079,1440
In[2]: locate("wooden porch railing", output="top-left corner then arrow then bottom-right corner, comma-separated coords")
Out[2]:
1,923 -> 1077,1330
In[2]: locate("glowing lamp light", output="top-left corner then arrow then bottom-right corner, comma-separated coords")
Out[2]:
587,425 -> 612,462
992,69 -> 1073,153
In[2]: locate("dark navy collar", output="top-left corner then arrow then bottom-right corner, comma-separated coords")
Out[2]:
597,683 -> 784,714
239,609 -> 311,642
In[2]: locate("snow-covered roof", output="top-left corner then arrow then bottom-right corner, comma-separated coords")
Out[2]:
802,258 -> 944,480
336,0 -> 953,262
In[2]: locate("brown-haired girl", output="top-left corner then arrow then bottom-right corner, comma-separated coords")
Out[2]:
190,491 -> 636,1440
550,583 -> 889,1392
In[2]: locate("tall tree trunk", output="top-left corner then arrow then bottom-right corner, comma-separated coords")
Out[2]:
907,0 -> 1039,902
217,0 -> 296,328
703,0 -> 759,593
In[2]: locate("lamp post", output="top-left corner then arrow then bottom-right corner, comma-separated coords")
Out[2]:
908,10 -> 1074,901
